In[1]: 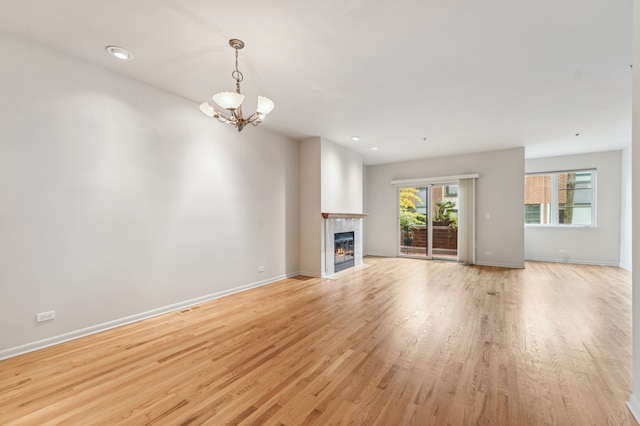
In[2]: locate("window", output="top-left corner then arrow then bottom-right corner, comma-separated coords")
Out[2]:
524,170 -> 595,226
445,184 -> 458,198
524,204 -> 543,224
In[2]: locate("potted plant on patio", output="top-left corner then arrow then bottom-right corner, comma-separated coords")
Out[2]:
400,210 -> 426,246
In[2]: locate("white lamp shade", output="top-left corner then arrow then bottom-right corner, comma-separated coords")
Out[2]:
199,102 -> 215,117
212,91 -> 244,110
256,96 -> 275,115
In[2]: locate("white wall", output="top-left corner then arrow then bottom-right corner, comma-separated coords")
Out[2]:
365,147 -> 525,268
0,32 -> 300,358
524,150 -> 622,266
628,0 -> 640,419
299,138 -> 322,276
321,138 -> 363,213
620,147 -> 632,270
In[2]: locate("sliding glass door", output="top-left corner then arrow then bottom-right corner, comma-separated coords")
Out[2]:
398,183 -> 459,260
430,183 -> 458,260
399,186 -> 430,258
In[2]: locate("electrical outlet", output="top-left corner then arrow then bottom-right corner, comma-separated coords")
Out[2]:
258,266 -> 265,272
559,249 -> 567,254
484,251 -> 492,256
36,311 -> 55,323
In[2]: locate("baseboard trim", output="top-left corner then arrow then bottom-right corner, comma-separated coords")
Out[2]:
365,252 -> 393,258
475,261 -> 525,269
0,272 -> 300,361
525,257 -> 620,267
298,271 -> 322,278
627,394 -> 640,423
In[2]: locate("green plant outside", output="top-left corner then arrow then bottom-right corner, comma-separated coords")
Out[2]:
399,187 -> 427,239
400,210 -> 426,238
434,200 -> 458,230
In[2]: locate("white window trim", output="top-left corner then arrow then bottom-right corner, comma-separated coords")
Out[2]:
525,169 -> 597,228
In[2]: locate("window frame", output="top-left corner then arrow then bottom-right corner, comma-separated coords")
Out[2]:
524,169 -> 597,228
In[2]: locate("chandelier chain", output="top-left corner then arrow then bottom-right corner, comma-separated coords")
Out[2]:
232,47 -> 244,92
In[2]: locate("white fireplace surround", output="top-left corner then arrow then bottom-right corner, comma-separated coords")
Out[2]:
322,213 -> 367,278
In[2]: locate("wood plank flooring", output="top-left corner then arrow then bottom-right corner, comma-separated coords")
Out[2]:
0,257 -> 635,425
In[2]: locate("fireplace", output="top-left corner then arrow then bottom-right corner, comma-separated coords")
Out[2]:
334,232 -> 355,272
322,213 -> 367,278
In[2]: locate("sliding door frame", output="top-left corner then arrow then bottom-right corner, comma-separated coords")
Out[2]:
392,174 -> 479,263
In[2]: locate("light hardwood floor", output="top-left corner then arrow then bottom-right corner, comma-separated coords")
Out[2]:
0,257 -> 635,425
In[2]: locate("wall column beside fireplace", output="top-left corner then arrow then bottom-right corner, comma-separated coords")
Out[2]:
321,213 -> 368,278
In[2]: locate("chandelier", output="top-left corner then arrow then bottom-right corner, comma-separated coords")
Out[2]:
199,39 -> 274,132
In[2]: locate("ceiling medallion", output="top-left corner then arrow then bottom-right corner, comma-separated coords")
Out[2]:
199,39 -> 274,132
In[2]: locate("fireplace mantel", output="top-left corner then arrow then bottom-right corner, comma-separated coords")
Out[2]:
321,213 -> 368,219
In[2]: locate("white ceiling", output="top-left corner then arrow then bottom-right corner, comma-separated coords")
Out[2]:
0,0 -> 632,165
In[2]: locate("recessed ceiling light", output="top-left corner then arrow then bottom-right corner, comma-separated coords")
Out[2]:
105,46 -> 134,61
351,136 -> 360,141
372,147 -> 379,151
